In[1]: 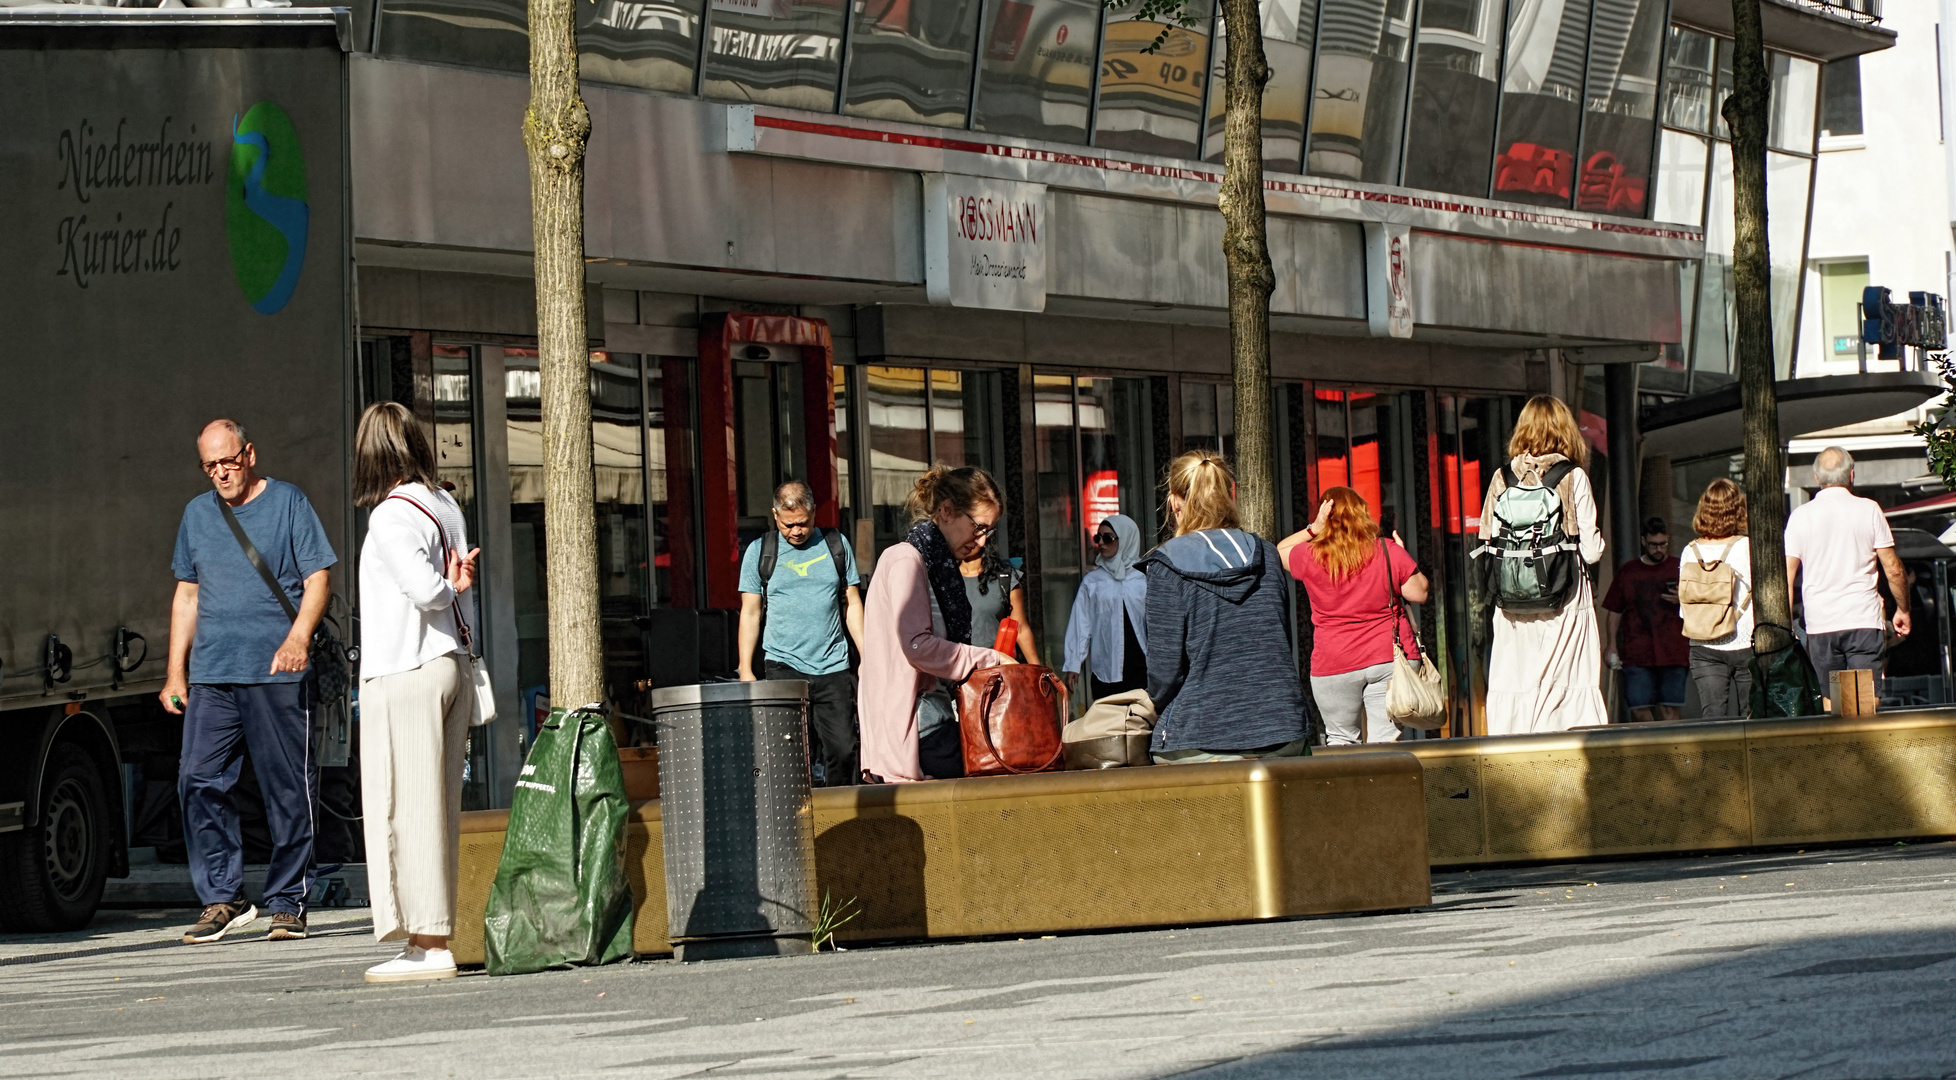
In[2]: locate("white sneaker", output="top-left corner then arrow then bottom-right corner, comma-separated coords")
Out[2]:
363,946 -> 458,984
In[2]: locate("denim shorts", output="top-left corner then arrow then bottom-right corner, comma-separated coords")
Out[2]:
1621,664 -> 1688,708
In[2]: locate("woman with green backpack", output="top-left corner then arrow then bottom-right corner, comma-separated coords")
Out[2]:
1475,395 -> 1608,735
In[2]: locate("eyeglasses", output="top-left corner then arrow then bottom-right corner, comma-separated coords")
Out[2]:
200,451 -> 249,477
962,511 -> 996,540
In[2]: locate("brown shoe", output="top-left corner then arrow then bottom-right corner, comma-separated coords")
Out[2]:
181,901 -> 257,944
266,912 -> 308,940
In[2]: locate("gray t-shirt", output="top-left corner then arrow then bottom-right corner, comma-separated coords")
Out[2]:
963,565 -> 1023,649
171,480 -> 338,685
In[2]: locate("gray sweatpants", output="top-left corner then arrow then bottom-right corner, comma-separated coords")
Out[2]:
1311,661 -> 1409,745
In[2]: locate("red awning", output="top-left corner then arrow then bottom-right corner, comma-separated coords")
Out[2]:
1885,491 -> 1956,518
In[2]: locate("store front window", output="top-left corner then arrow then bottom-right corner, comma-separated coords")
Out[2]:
863,365 -> 1008,557
1573,0 -> 1665,216
1436,392 -> 1519,736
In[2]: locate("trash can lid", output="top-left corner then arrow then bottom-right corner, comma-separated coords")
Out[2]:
649,680 -> 810,710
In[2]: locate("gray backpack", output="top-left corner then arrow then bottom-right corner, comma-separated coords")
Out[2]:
1471,461 -> 1581,614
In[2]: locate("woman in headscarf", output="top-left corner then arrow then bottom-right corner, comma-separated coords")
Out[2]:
858,465 -> 1018,783
1061,512 -> 1148,701
959,534 -> 1039,663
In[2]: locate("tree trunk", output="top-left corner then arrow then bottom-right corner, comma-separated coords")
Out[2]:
527,0 -> 604,707
1216,1 -> 1277,538
1724,0 -> 1791,653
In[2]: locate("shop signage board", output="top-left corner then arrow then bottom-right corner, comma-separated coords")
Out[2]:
924,173 -> 1048,313
1364,221 -> 1414,339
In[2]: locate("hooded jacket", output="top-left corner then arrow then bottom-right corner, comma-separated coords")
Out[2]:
1140,528 -> 1307,752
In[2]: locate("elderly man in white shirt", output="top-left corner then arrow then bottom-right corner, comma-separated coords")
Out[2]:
1784,446 -> 1910,691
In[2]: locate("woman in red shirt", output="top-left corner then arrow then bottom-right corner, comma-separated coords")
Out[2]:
1279,487 -> 1430,744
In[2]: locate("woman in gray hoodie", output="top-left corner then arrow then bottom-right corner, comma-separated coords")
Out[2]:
1141,450 -> 1309,762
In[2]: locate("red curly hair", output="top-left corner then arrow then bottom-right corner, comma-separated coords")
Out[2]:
1310,486 -> 1380,581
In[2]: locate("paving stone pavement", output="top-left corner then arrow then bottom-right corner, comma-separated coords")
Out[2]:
3,842 -> 1955,1079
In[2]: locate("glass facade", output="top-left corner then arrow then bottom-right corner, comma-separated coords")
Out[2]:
843,0 -> 985,125
1093,0 -> 1215,158
1201,0 -> 1313,173
1573,0 -> 1665,215
1492,0 -> 1592,208
970,0 -> 1100,142
700,0 -> 848,110
362,0 -> 1766,221
1306,0 -> 1415,183
1401,0 -> 1503,196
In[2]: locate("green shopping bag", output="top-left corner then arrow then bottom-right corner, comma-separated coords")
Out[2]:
1747,629 -> 1824,720
484,704 -> 635,975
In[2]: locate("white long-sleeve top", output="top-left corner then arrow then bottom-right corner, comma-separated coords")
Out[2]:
358,482 -> 472,681
1061,566 -> 1149,682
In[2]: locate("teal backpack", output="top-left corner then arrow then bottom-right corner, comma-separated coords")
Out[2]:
1472,461 -> 1582,614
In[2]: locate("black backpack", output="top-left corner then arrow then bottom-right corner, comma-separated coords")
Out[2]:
1470,460 -> 1583,614
756,528 -> 850,625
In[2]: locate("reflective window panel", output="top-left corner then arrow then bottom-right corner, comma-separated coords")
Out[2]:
1651,128 -> 1708,227
1492,0 -> 1590,208
866,365 -> 928,552
579,0 -> 705,92
701,0 -> 848,111
971,0 -> 1101,143
1693,141 -> 1734,378
833,364 -> 857,532
1306,0 -> 1416,183
1573,0 -> 1665,216
844,0 -> 985,126
1093,0 -> 1215,159
1180,379 -> 1235,458
1820,56 -> 1862,138
1661,25 -> 1714,132
376,0 -> 528,72
1818,261 -> 1871,362
1401,0 -> 1504,197
1769,53 -> 1820,153
1032,373 -> 1081,678
1767,149 -> 1812,376
1200,0 -> 1314,174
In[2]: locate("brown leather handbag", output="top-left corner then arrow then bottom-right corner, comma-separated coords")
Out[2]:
958,665 -> 1069,777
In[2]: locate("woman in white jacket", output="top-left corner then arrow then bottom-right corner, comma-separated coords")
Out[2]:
1061,513 -> 1148,700
352,402 -> 478,983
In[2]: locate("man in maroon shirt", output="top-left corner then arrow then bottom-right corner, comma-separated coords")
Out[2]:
1602,517 -> 1690,722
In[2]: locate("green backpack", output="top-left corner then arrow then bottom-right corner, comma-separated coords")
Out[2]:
1472,461 -> 1582,615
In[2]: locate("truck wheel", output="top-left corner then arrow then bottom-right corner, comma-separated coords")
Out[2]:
0,744 -> 111,932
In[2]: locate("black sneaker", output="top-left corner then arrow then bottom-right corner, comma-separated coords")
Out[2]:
181,901 -> 257,944
266,912 -> 308,940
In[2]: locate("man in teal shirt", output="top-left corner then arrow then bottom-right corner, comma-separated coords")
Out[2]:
738,481 -> 865,786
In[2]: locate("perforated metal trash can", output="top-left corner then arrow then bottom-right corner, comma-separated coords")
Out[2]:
650,680 -> 819,961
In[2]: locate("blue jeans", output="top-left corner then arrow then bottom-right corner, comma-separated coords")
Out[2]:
179,681 -> 318,914
1622,665 -> 1688,710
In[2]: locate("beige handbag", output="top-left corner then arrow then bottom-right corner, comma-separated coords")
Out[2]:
1380,543 -> 1447,729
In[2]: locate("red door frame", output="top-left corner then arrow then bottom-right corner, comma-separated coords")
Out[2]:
695,313 -> 837,611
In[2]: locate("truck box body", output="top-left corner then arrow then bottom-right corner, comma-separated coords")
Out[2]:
0,10 -> 353,929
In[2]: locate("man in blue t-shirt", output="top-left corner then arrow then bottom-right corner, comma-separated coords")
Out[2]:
160,419 -> 338,946
737,481 -> 864,787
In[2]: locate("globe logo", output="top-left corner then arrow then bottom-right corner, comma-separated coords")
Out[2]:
226,101 -> 309,315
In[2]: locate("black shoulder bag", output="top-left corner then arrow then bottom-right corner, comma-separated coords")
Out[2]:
216,497 -> 352,705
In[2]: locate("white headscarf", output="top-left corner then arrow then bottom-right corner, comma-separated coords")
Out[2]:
1096,513 -> 1143,581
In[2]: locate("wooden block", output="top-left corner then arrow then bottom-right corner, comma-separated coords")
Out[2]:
1830,669 -> 1877,718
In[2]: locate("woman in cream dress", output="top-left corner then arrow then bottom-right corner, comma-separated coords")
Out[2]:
1480,395 -> 1608,735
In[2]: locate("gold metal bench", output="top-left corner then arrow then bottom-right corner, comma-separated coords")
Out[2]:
1319,709 -> 1956,866
449,752 -> 1431,964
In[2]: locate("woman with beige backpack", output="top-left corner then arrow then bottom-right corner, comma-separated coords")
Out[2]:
1678,478 -> 1754,717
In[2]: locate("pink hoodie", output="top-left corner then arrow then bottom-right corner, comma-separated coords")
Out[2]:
858,542 -> 1006,782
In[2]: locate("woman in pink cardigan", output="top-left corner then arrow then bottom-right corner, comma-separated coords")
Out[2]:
859,465 -> 1017,783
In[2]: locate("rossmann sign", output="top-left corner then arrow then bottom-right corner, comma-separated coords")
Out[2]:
925,174 -> 1047,312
